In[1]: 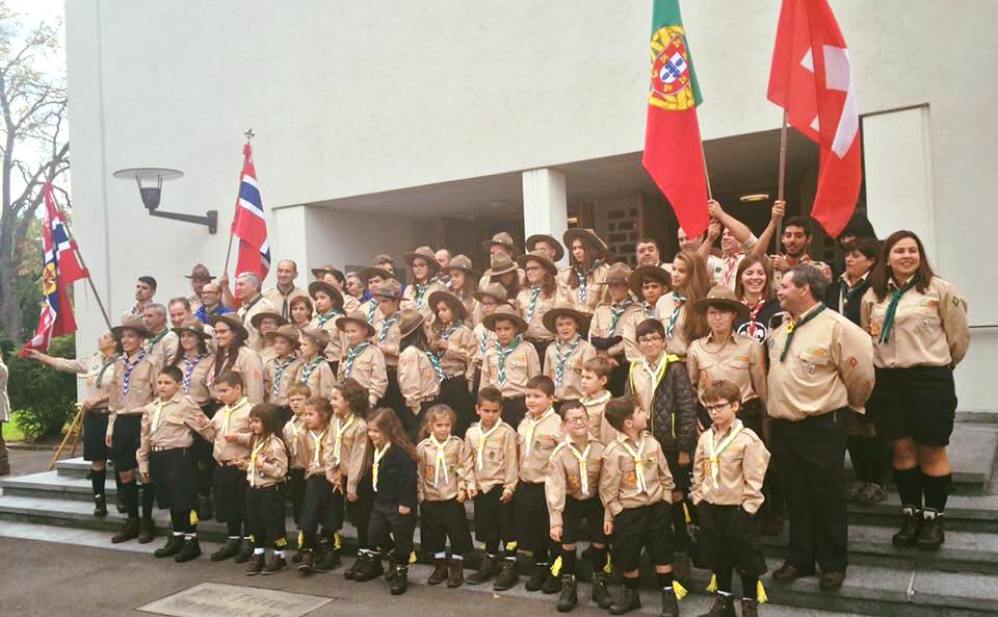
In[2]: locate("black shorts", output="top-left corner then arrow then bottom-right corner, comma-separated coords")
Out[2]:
213,463 -> 248,524
420,498 -> 473,555
867,366 -> 957,446
149,448 -> 198,511
695,503 -> 767,576
190,402 -> 219,465
299,474 -> 337,535
514,481 -> 550,553
473,485 -> 515,546
111,415 -> 142,472
501,396 -> 527,430
612,502 -> 675,571
245,485 -> 287,548
562,496 -> 607,545
82,410 -> 110,462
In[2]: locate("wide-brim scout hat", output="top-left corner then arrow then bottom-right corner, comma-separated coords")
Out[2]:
563,228 -> 610,261
308,280 -> 345,308
525,234 -> 565,262
373,278 -> 403,300
264,324 -> 301,347
208,314 -> 249,341
542,301 -> 591,335
184,263 -> 215,282
488,254 -> 518,279
692,286 -> 751,319
516,250 -> 559,278
112,315 -> 153,340
172,317 -> 212,340
397,309 -> 426,339
300,327 -> 331,352
249,310 -> 288,330
629,265 -> 672,298
473,282 -> 508,304
481,231 -> 516,255
403,246 -> 439,274
446,254 -> 479,279
310,264 -> 343,280
335,310 -> 376,338
595,262 -> 633,286
427,290 -> 468,322
359,266 -> 395,283
482,304 -> 528,334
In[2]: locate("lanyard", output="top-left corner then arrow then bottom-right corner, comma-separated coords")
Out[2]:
618,435 -> 648,494
554,337 -> 581,387
343,343 -> 369,379
523,408 -> 555,456
565,439 -> 593,496
780,304 -> 826,362
271,356 -> 295,399
880,280 -> 916,344
666,293 -> 686,340
332,414 -> 356,465
429,435 -> 450,487
372,443 -> 391,492
496,336 -> 521,388
707,420 -> 744,489
475,422 -> 502,470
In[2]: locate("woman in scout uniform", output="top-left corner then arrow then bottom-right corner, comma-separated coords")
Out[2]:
428,291 -> 477,437
563,228 -> 610,316
372,279 -> 404,412
312,265 -> 361,313
250,310 -> 288,366
288,294 -> 314,330
733,256 -> 783,344
487,254 -> 522,309
263,324 -> 302,418
444,254 -> 480,324
516,249 -> 570,366
397,309 -> 443,442
295,328 -> 335,400
526,233 -> 567,283
589,262 -> 645,396
479,232 -> 526,289
208,314 -> 265,404
470,283 -> 505,396
308,279 -> 347,375
656,250 -> 712,357
402,246 -> 448,321
541,302 -> 597,406
337,310 -> 389,407
861,230 -> 970,550
479,304 -> 541,429
359,264 -> 394,325
630,265 -> 671,321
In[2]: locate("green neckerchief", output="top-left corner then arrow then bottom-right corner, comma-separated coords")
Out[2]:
780,303 -> 827,362
879,279 -> 916,344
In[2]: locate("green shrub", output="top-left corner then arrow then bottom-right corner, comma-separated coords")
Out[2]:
2,334 -> 77,440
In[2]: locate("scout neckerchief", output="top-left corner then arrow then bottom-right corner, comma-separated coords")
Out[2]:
475,421 -> 503,470
879,279 -> 916,344
379,312 -> 399,344
743,298 -> 765,338
145,328 -> 169,354
241,294 -> 264,317
429,434 -> 450,487
316,307 -> 344,328
580,390 -> 611,409
332,414 -> 356,465
574,259 -> 602,304
342,343 -> 369,379
181,352 -> 207,393
563,437 -> 593,496
366,299 -> 378,324
120,350 -> 148,397
425,350 -> 445,383
413,281 -> 431,310
496,335 -> 521,388
287,418 -> 304,458
554,336 -> 581,388
477,325 -> 491,357
221,397 -> 249,435
779,303 -> 826,362
642,301 -> 656,320
308,427 -> 328,469
372,443 -> 391,492
722,253 -> 743,287
298,356 -> 325,384
525,286 -> 543,323
838,273 -> 868,313
617,434 -> 648,494
665,292 -> 686,340
707,419 -> 744,490
609,299 -> 633,334
629,353 -> 670,399
275,285 -> 296,320
523,407 -> 556,456
248,435 -> 271,485
150,397 -> 172,433
435,321 -> 462,358
270,355 -> 296,400
95,353 -> 117,389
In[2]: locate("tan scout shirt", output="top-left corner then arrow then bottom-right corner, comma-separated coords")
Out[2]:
517,285 -> 571,342
174,353 -> 213,406
296,427 -> 333,479
687,332 -> 767,406
398,347 -> 441,413
464,421 -> 518,494
546,437 -> 605,528
373,311 -> 401,368
206,397 -> 253,464
136,394 -> 212,475
263,285 -> 307,321
471,322 -> 496,368
108,350 -> 157,434
402,279 -> 448,321
310,310 -> 347,364
51,351 -> 117,406
432,322 -> 475,379
260,345 -> 277,367
860,277 -> 970,369
295,357 -> 335,400
655,292 -> 693,356
691,421 -> 770,514
517,408 -> 563,483
264,355 -> 301,406
283,417 -> 307,470
599,432 -> 676,523
544,337 -> 598,401
589,301 -> 644,360
566,262 -> 610,315
480,268 -> 527,291
581,391 -> 618,444
340,344 -> 388,405
237,294 -> 276,351
210,346 -> 265,404
767,303 -> 875,421
480,337 -> 541,398
416,435 -> 471,502
145,329 -> 179,371
324,413 -> 369,494
246,434 -> 288,488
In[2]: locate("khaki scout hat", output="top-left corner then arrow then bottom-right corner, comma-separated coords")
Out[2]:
184,263 -> 215,281
692,286 -> 751,319
525,234 -> 565,262
308,280 -> 345,309
427,290 -> 468,323
397,309 -> 426,339
516,250 -> 559,278
594,262 -> 633,286
207,314 -> 249,341
473,282 -> 508,304
264,324 -> 301,347
563,228 -> 610,261
482,231 -> 517,255
335,310 -> 376,338
629,265 -> 672,298
250,310 -> 288,330
404,246 -> 439,274
172,317 -> 212,340
112,315 -> 153,340
482,304 -> 528,334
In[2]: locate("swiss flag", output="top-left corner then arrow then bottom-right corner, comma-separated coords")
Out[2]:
768,0 -> 861,238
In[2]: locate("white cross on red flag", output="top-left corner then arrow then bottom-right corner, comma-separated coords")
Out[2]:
768,0 -> 861,238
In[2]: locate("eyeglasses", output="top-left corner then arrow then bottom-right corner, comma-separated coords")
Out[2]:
638,335 -> 664,343
564,416 -> 588,425
705,401 -> 732,413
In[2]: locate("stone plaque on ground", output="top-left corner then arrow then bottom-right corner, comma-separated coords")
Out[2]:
136,582 -> 332,617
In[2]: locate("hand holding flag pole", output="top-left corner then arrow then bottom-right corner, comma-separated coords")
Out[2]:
775,110 -> 789,254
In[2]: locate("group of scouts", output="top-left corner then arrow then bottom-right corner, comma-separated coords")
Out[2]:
28,198 -> 971,617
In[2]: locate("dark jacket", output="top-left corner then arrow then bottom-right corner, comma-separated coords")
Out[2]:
366,444 -> 418,509
825,276 -> 870,327
628,361 -> 698,455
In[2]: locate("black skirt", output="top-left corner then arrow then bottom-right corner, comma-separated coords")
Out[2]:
149,447 -> 198,511
82,409 -> 110,462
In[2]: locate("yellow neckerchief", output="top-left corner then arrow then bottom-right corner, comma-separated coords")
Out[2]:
332,414 -> 357,465
372,443 -> 391,492
617,433 -> 648,494
287,417 -> 305,457
309,427 -> 328,468
150,394 -> 179,433
475,421 -> 503,470
559,437 -> 594,496
248,435 -> 271,485
707,420 -> 744,489
580,390 -> 611,408
429,434 -> 451,487
523,407 -> 556,456
221,397 -> 249,435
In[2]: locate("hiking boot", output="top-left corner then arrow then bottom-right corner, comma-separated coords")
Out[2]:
262,554 -> 287,575
93,495 -> 108,518
556,574 -> 577,612
316,548 -> 341,572
298,548 -> 316,575
697,593 -> 735,617
542,570 -> 563,594
138,518 -> 156,544
608,585 -> 641,615
856,483 -> 888,506
772,562 -> 814,582
235,539 -> 255,564
428,558 -> 449,585
493,559 -> 519,591
111,518 -> 139,544
343,552 -> 364,579
591,572 -> 612,609
175,537 -> 202,563
660,588 -> 680,617
447,559 -> 464,588
197,495 -> 214,521
245,553 -> 265,575
390,565 -> 409,595
292,548 -> 304,564
384,556 -> 398,582
892,508 -> 921,547
467,554 -> 498,585
154,535 -> 184,558
525,564 -> 548,591
352,553 -> 385,582
741,598 -> 760,617
819,571 -> 846,591
211,538 -> 241,562
916,510 -> 945,551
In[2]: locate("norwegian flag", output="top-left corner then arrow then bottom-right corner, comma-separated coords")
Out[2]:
20,182 -> 90,356
231,142 -> 271,279
768,0 -> 862,238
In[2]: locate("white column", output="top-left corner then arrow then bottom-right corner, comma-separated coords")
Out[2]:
521,168 -> 568,265
271,204 -> 312,283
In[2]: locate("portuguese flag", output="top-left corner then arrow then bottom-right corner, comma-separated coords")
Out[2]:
641,0 -> 709,237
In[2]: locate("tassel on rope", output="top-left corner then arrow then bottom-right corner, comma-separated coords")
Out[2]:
603,553 -> 613,574
189,510 -> 199,526
550,556 -> 563,576
683,502 -> 692,524
334,532 -> 343,550
706,573 -> 718,592
757,580 -> 768,604
673,580 -> 688,600
297,530 -> 304,548
409,550 -> 418,564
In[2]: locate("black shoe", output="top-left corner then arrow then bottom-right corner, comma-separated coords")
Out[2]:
234,539 -> 255,564
591,572 -> 612,609
343,553 -> 363,580
428,558 -> 449,585
660,588 -> 679,617
352,554 -> 385,582
447,559 -> 464,588
384,556 -> 398,582
175,537 -> 202,563
819,571 -> 846,591
316,549 -> 341,572
111,518 -> 139,544
467,554 -> 498,585
390,565 -> 408,595
197,496 -> 213,521
211,538 -> 241,562
525,565 -> 548,591
245,553 -> 265,576
154,535 -> 185,558
741,598 -> 760,617
697,594 -> 735,617
556,574 -> 577,612
608,585 -> 641,615
771,562 -> 815,582
298,548 -> 316,574
93,495 -> 108,518
916,510 -> 945,551
893,507 -> 922,547
542,571 -> 562,594
138,518 -> 156,544
262,554 -> 287,575
493,559 -> 519,591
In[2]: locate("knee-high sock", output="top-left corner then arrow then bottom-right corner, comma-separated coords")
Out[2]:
893,467 -> 923,510
922,472 -> 952,514
141,483 -> 155,520
121,481 -> 138,518
90,467 -> 107,498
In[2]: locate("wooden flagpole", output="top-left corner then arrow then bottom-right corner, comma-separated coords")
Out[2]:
51,192 -> 113,331
222,128 -> 255,277
775,110 -> 789,254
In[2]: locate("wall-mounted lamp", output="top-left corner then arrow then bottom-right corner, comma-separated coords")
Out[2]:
113,167 -> 218,234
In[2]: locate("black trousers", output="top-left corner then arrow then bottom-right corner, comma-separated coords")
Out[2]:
287,468 -> 306,525
421,498 -> 473,555
213,464 -> 248,526
438,375 -> 475,438
770,409 -> 848,573
665,449 -> 694,551
608,357 -> 630,397
501,396 -> 527,430
334,483 -> 374,550
696,503 -> 767,576
399,400 -> 434,445
531,340 -> 552,372
245,485 -> 287,549
514,481 -> 556,558
149,448 -> 198,511
473,485 -> 516,546
378,367 -> 404,416
369,501 -> 416,562
299,475 -> 337,545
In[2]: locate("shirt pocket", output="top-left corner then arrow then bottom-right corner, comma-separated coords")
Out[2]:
796,349 -> 830,379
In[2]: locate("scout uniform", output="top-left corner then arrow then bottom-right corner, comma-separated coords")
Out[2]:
687,333 -> 767,427
209,345 -> 265,405
479,232 -> 527,289
325,411 -> 373,557
262,325 -> 302,409
580,390 -> 618,444
284,412 -> 308,526
630,265 -> 672,322
398,345 -> 441,439
294,424 -> 339,562
416,434 -> 474,578
172,329 -> 216,511
121,301 -> 149,323
544,335 -> 597,403
263,283 -> 308,322
296,356 -> 335,400
515,250 -> 572,363
402,246 -> 448,321
49,350 -> 118,465
428,290 -> 477,436
513,407 -> 563,571
563,228 -> 611,315
338,311 -> 389,407
249,310 -> 287,361
107,348 -> 157,473
184,263 -> 215,316
546,436 -> 607,547
308,280 -> 347,372
236,292 -> 276,352
464,419 -> 518,582
244,434 -> 290,565
145,327 -> 179,371
469,283 -> 506,396
370,279 -> 404,411
445,254 -> 479,325
204,396 -> 254,549
479,305 -> 541,429
655,291 -> 694,357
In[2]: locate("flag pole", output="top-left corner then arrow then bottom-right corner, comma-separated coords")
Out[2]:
51,192 -> 114,331
222,128 -> 255,276
775,110 -> 789,253
701,139 -> 713,201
